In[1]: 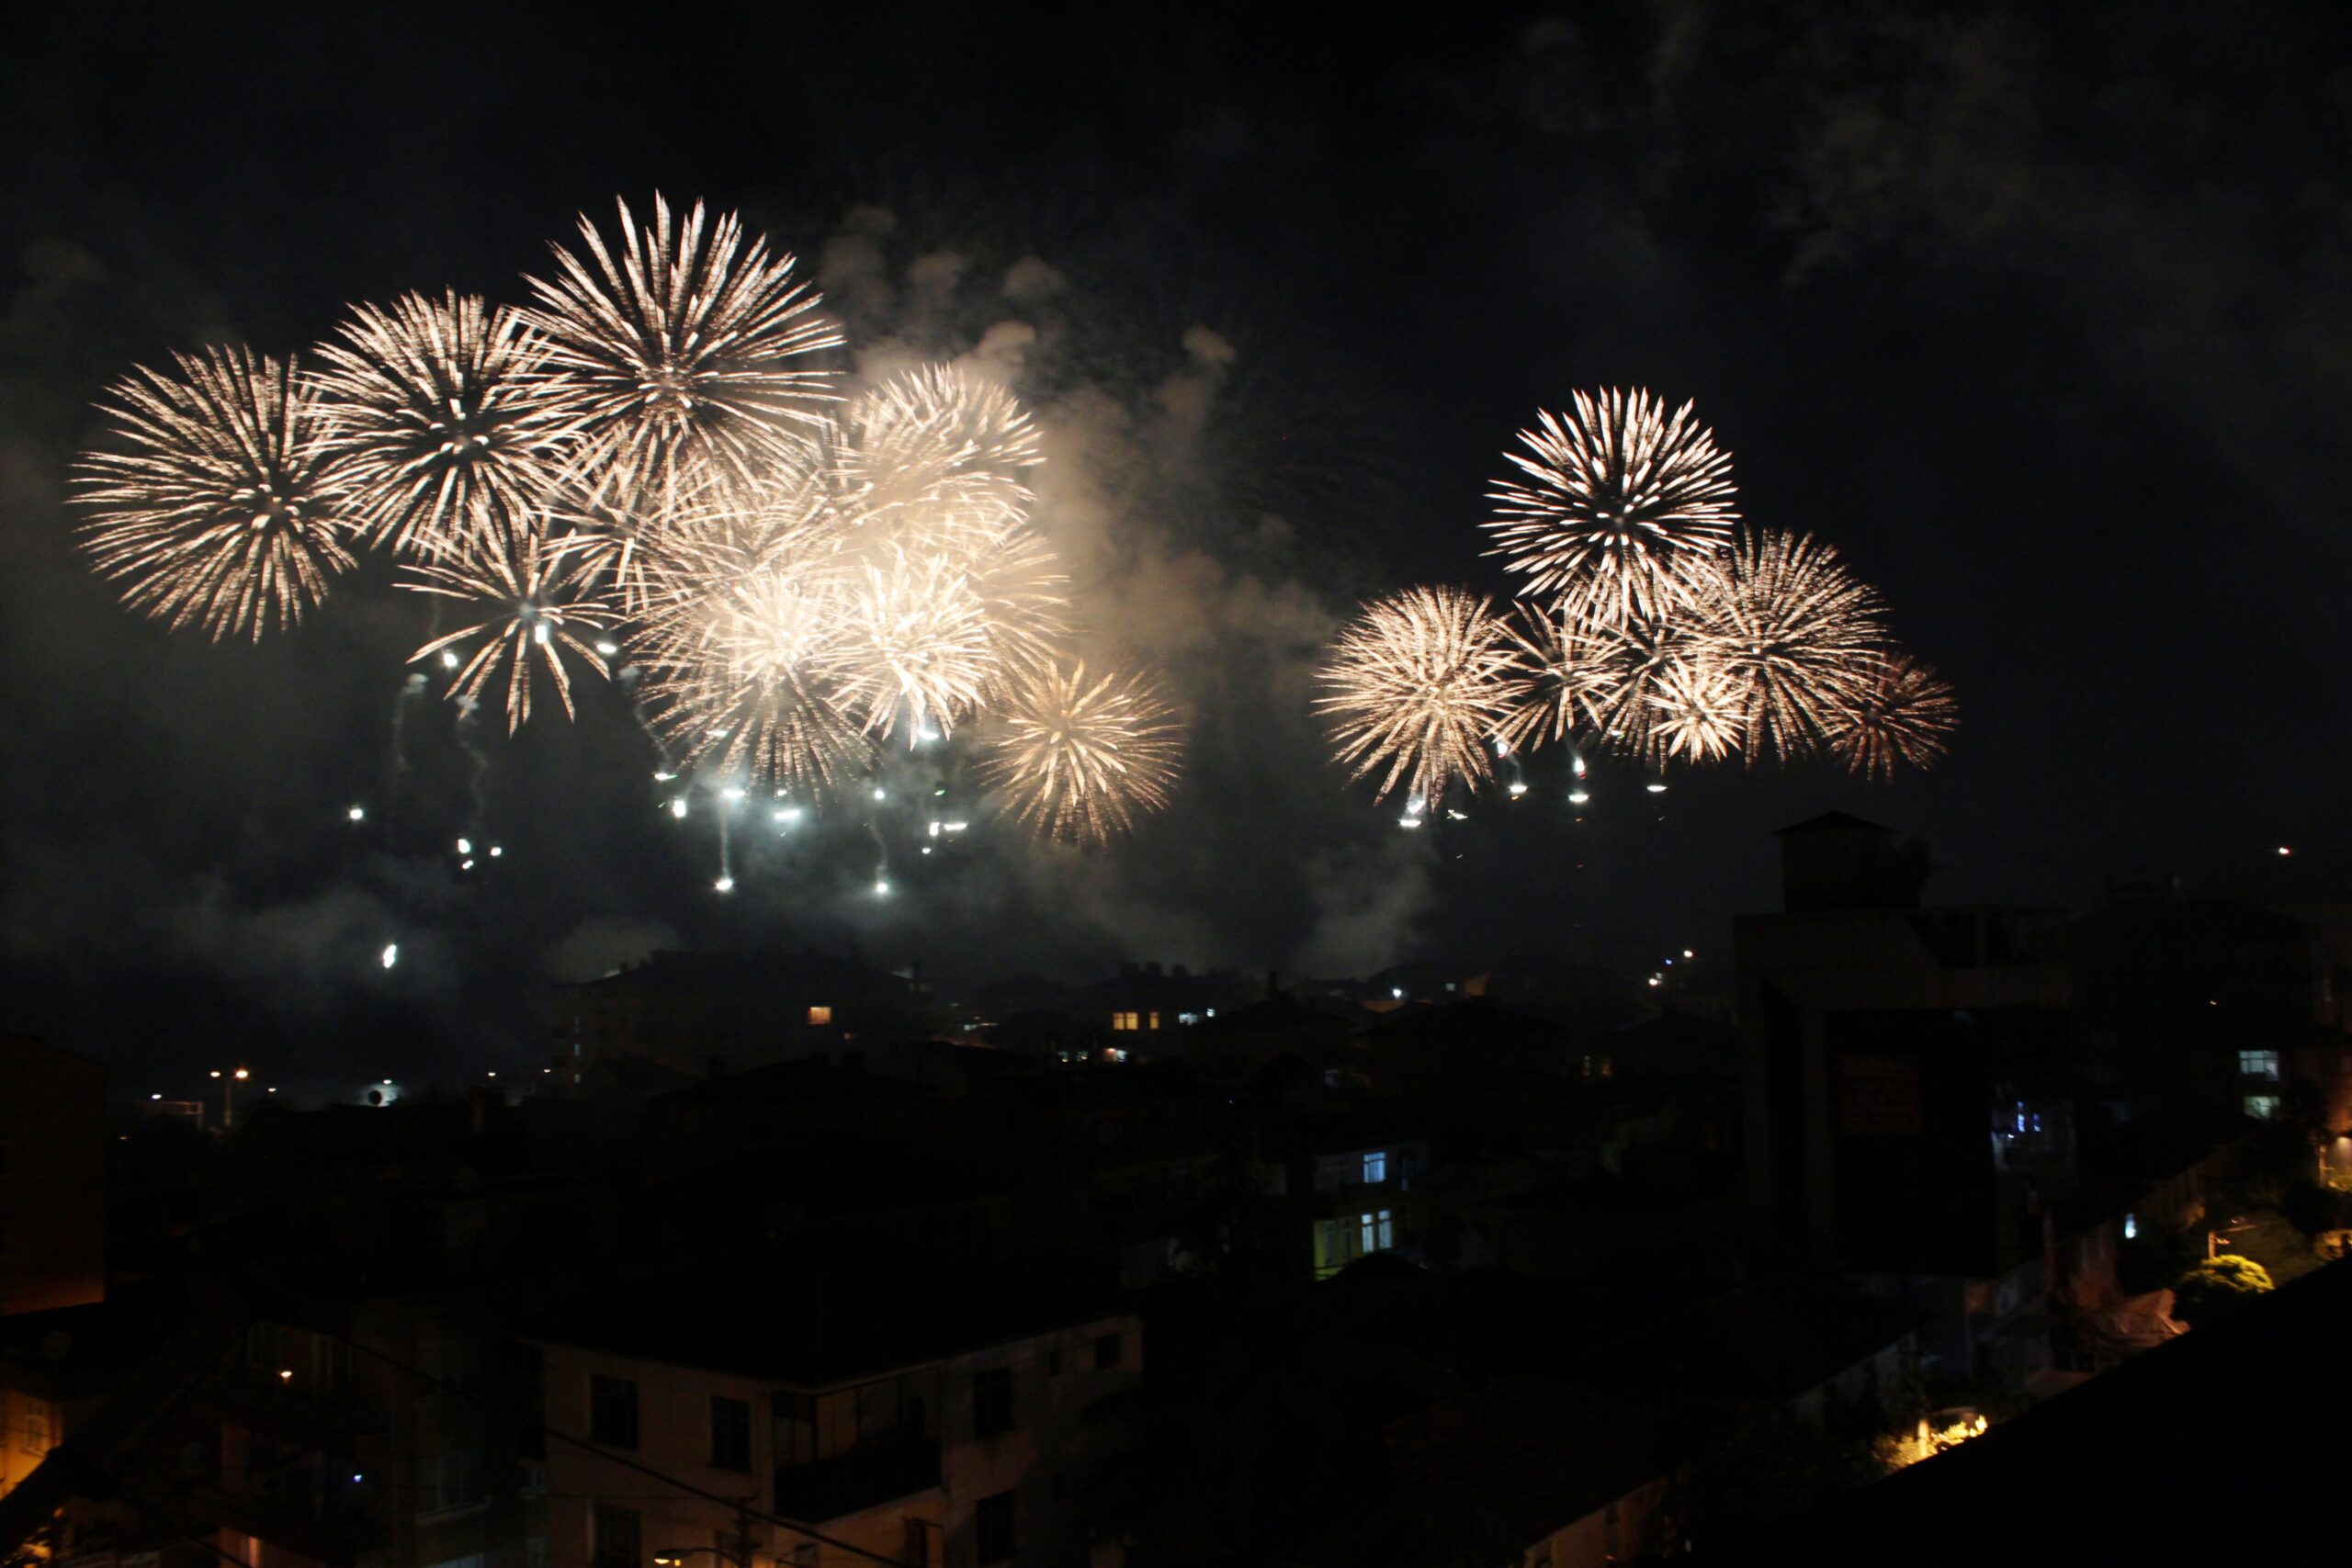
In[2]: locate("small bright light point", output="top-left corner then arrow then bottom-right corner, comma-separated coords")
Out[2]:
1391,987 -> 1405,999
1400,816 -> 1423,829
1645,782 -> 1668,795
1682,949 -> 1694,960
874,878 -> 891,896
455,838 -> 472,854
873,787 -> 887,801
439,650 -> 459,670
722,786 -> 745,802
1568,790 -> 1591,805
382,1079 -> 392,1086
266,1087 -> 277,1093
653,770 -> 675,782
209,1070 -> 221,1079
380,943 -> 399,969
921,846 -> 933,855
1446,808 -> 1468,821
594,640 -> 619,657
1573,757 -> 1589,779
489,845 -> 503,858
1647,976 -> 1661,987
346,805 -> 366,822
1507,782 -> 1528,797
1664,958 -> 1675,965
460,858 -> 476,870
943,820 -> 967,833
234,1067 -> 248,1080
928,821 -> 941,838
670,798 -> 688,819
531,622 -> 551,647
1494,739 -> 1511,758
2278,846 -> 2292,856
715,874 -> 736,893
279,1370 -> 292,1382
150,1093 -> 161,1100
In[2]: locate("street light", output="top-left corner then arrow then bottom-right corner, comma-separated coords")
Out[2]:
211,1067 -> 251,1129
653,1545 -> 745,1568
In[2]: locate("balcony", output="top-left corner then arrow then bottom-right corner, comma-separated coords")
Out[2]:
774,1440 -> 941,1522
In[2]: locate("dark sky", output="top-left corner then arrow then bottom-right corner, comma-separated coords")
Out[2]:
5,2 -> 2349,1098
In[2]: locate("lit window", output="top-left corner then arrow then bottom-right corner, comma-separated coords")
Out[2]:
1360,1209 -> 1395,1254
1362,1150 -> 1387,1185
2123,1213 -> 2138,1240
1178,1011 -> 1201,1025
2238,1049 -> 2280,1081
1112,1011 -> 1138,1031
807,1005 -> 832,1026
2245,1094 -> 2280,1121
1148,1011 -> 1160,1029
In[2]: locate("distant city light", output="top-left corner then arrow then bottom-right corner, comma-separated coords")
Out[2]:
1391,987 -> 1405,999
2278,845 -> 2293,856
380,943 -> 399,969
489,845 -> 503,858
1682,949 -> 1694,959
150,1093 -> 161,1100
346,805 -> 366,822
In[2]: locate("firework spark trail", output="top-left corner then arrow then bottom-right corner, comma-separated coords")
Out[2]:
73,345 -> 359,640
401,517 -> 618,733
452,695 -> 492,847
310,290 -> 584,558
821,551 -> 1001,746
526,195 -> 843,498
1496,605 -> 1628,756
1827,652 -> 1959,781
1687,529 -> 1890,763
978,660 -> 1185,844
1484,389 -> 1737,627
1317,586 -> 1529,806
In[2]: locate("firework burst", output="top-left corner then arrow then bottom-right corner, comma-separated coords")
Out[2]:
1826,652 -> 1957,781
831,365 -> 1041,549
402,519 -> 617,732
1485,389 -> 1737,626
821,551 -> 1001,744
1687,530 -> 1889,763
980,660 -> 1184,844
310,290 -> 582,557
527,195 -> 842,496
1317,585 -> 1527,805
1496,606 -> 1628,754
73,345 -> 359,641
640,558 -> 871,794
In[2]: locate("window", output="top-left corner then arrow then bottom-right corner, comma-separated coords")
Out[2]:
1111,1011 -> 1138,1031
1094,1332 -> 1122,1371
973,1366 -> 1013,1438
420,1448 -> 484,1514
2239,1049 -> 2280,1081
590,1502 -> 640,1568
710,1395 -> 752,1472
1362,1150 -> 1387,1185
1360,1209 -> 1394,1255
1148,1011 -> 1160,1029
2245,1094 -> 2280,1121
1581,1053 -> 1613,1079
21,1400 -> 50,1455
808,1005 -> 832,1026
975,1490 -> 1017,1563
589,1375 -> 639,1450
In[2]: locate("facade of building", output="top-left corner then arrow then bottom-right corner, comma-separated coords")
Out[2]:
553,951 -> 933,1083
533,1308 -> 1143,1568
0,1034 -> 107,1317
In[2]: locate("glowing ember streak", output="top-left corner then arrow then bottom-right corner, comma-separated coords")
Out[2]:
1485,389 -> 1737,626
310,290 -> 583,557
1317,585 -> 1528,804
402,520 -> 617,732
980,660 -> 1184,844
73,345 -> 359,640
822,551 -> 1001,744
527,195 -> 842,496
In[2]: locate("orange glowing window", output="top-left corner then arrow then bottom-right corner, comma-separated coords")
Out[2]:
1113,1011 -> 1139,1031
1148,1011 -> 1161,1030
808,1006 -> 833,1026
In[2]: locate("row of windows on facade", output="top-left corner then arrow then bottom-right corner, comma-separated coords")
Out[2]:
585,1334 -> 1125,1459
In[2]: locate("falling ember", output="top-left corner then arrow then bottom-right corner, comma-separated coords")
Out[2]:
379,943 -> 399,969
401,516 -> 617,733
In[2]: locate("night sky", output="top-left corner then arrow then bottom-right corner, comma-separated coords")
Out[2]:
5,3 -> 2348,1097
